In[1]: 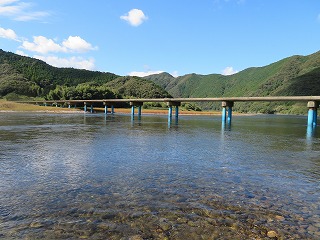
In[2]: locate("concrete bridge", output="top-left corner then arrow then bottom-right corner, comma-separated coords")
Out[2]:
18,96 -> 320,127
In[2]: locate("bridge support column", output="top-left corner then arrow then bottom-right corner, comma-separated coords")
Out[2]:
168,106 -> 173,120
84,102 -> 87,112
131,105 -> 135,119
175,106 -> 179,119
222,101 -> 234,125
167,101 -> 181,124
307,101 -> 318,127
138,105 -> 142,120
130,101 -> 143,120
103,102 -> 108,115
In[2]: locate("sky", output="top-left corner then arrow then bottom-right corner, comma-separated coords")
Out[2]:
0,0 -> 320,77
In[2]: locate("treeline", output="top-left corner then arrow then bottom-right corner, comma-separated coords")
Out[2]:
0,49 -> 171,101
46,83 -> 120,100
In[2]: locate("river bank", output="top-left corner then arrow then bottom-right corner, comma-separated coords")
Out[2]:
0,100 -> 222,115
0,100 -> 237,116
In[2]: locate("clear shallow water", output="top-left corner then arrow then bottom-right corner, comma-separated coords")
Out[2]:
0,113 -> 320,239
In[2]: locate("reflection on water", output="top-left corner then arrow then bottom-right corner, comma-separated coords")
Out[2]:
0,113 -> 320,239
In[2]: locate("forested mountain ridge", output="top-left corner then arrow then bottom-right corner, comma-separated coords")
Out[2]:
2,48 -> 320,114
144,51 -> 320,113
145,51 -> 320,98
0,49 -> 171,100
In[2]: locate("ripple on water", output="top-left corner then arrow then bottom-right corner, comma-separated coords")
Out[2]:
0,114 -> 320,239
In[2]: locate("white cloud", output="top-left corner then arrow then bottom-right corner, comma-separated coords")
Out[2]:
222,66 -> 238,75
129,70 -> 164,77
34,55 -> 95,70
120,9 -> 148,27
62,36 -> 97,53
22,36 -> 64,54
0,26 -> 19,41
171,71 -> 179,78
16,49 -> 28,56
128,70 -> 178,78
21,35 -> 97,54
0,0 -> 49,21
15,10 -> 49,21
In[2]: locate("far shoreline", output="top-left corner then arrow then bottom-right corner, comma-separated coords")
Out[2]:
0,100 -> 258,116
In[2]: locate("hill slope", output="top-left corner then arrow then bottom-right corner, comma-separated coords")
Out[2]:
145,51 -> 320,113
0,49 -> 170,100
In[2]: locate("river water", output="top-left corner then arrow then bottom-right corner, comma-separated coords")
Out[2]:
0,113 -> 319,239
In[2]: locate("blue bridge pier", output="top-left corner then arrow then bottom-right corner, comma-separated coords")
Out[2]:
83,102 -> 94,113
167,101 -> 180,125
307,101 -> 318,127
103,102 -> 115,115
130,101 -> 143,120
221,101 -> 234,125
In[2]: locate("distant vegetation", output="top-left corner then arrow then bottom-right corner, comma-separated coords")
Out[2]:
1,48 -> 320,114
145,51 -> 320,114
0,49 -> 171,102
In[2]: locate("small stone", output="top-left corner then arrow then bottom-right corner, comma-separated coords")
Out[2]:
275,215 -> 285,221
267,230 -> 278,238
129,235 -> 143,240
97,223 -> 110,230
307,225 -> 318,233
159,222 -> 171,231
30,222 -> 43,228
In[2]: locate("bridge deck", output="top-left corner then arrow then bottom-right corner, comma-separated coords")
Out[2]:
16,96 -> 320,104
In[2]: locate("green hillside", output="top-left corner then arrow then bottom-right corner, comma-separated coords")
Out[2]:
0,49 -> 170,100
105,76 -> 171,99
145,51 -> 320,114
2,48 -> 320,114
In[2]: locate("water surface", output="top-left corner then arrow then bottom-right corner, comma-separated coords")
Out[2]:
0,113 -> 319,239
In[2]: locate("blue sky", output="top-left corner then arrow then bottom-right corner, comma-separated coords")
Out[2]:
1,0 -> 320,77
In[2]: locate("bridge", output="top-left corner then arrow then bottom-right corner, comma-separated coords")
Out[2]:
18,96 -> 320,127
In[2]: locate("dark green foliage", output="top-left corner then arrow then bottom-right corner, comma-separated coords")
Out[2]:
105,76 -> 172,98
0,49 -> 119,88
181,103 -> 202,111
143,72 -> 175,89
0,49 -> 171,100
46,83 -> 119,100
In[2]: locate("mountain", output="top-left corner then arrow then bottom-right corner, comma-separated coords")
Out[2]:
2,48 -> 320,114
0,49 -> 170,100
144,51 -> 320,114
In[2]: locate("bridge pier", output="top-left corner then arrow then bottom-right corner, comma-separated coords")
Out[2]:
307,101 -> 318,127
222,101 -> 234,125
103,102 -> 115,115
130,101 -> 143,120
167,101 -> 181,123
103,102 -> 108,115
84,102 -> 87,112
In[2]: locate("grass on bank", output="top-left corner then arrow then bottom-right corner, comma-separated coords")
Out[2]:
0,100 -> 80,112
0,100 -> 222,115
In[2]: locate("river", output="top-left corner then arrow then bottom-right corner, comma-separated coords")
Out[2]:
0,113 -> 319,239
